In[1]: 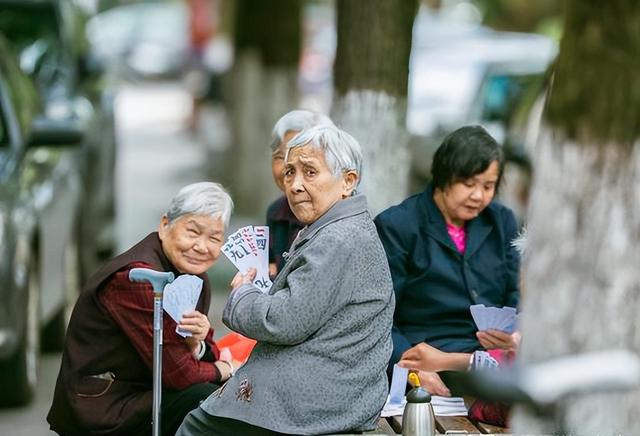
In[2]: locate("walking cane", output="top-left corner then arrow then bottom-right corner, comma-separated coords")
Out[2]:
129,268 -> 175,436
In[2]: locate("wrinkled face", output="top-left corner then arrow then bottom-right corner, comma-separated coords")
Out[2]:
158,213 -> 225,275
271,130 -> 298,192
284,145 -> 357,225
437,161 -> 500,226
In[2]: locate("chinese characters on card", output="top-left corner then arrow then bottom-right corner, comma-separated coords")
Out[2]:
222,226 -> 272,292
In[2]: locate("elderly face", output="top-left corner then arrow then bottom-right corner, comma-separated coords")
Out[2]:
435,160 -> 500,227
271,130 -> 298,192
283,145 -> 357,225
158,213 -> 225,275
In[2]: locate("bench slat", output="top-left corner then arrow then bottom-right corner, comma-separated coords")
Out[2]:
376,417 -> 398,435
473,420 -> 509,434
435,415 -> 481,433
387,416 -> 403,434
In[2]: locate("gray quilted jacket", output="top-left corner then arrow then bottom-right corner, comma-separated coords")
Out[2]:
200,194 -> 395,435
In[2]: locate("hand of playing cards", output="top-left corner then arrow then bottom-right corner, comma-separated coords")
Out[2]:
163,274 -> 203,337
222,226 -> 272,292
470,304 -> 518,334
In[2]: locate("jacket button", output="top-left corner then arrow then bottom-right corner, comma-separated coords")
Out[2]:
471,289 -> 478,298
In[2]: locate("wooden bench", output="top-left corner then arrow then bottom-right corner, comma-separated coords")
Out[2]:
386,415 -> 509,434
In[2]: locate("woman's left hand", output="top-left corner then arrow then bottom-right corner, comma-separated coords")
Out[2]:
179,310 -> 211,343
230,268 -> 257,291
476,329 -> 521,352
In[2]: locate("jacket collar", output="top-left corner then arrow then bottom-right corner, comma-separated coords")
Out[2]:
421,184 -> 493,259
290,194 -> 369,252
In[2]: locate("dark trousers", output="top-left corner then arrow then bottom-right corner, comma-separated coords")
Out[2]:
176,407 -> 291,436
160,383 -> 218,436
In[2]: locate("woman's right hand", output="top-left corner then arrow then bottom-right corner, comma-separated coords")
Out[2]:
413,370 -> 451,397
230,268 -> 257,291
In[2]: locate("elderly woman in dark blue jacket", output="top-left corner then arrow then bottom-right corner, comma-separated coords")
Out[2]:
375,125 -> 520,397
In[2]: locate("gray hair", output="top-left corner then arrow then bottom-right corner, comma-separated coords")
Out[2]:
270,109 -> 334,151
165,182 -> 233,227
286,124 -> 363,189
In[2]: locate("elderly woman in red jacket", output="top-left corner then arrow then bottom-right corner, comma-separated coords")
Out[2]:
48,182 -> 236,436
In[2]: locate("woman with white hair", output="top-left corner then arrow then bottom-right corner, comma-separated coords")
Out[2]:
178,125 -> 395,435
48,182 -> 236,436
266,109 -> 334,277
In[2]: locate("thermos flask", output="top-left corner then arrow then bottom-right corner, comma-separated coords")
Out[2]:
402,373 -> 435,436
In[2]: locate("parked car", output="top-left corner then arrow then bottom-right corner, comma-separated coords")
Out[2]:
0,35 -> 84,406
406,6 -> 557,218
0,0 -> 118,283
86,1 -> 190,79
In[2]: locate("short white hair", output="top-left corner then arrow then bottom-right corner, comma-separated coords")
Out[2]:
166,182 -> 233,227
286,125 -> 363,189
270,109 -> 334,151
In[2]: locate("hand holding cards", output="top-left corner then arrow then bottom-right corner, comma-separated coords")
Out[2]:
163,274 -> 204,337
222,226 -> 272,292
470,304 -> 518,334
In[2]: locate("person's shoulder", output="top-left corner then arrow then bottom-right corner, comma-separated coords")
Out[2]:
109,261 -> 155,288
267,195 -> 294,222
375,191 -> 424,228
484,201 -> 518,233
266,196 -> 283,217
485,200 -> 516,220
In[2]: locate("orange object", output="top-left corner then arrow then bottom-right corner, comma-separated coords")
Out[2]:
216,332 -> 257,363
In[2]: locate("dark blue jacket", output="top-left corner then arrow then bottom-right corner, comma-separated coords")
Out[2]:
266,195 -> 304,272
374,184 -> 520,365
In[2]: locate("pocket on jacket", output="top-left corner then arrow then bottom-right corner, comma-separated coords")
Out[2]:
76,373 -> 115,398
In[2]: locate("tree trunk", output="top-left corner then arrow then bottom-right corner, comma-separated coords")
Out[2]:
514,1 -> 640,432
332,0 -> 418,216
230,0 -> 300,215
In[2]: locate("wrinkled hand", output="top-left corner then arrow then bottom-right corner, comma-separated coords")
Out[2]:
476,329 -> 521,352
179,310 -> 211,355
230,268 -> 257,291
398,343 -> 450,373
414,371 -> 451,397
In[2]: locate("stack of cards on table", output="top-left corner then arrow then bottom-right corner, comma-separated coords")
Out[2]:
222,226 -> 272,292
470,304 -> 518,334
163,274 -> 203,337
381,365 -> 467,417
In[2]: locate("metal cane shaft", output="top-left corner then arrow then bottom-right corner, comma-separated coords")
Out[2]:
152,293 -> 163,436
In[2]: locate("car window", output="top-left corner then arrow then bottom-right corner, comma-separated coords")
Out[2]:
479,73 -> 540,124
0,43 -> 40,136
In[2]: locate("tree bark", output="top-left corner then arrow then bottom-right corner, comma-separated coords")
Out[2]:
513,0 -> 640,432
332,0 -> 418,215
230,0 -> 301,214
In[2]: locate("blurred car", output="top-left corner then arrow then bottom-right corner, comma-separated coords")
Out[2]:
0,35 -> 84,406
86,1 -> 190,79
406,5 -> 558,203
0,0 -> 118,280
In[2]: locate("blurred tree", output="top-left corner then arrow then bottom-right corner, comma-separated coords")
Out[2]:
230,0 -> 301,214
513,0 -> 640,433
332,0 -> 418,215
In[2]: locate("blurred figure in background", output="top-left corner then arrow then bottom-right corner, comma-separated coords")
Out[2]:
186,0 -> 217,132
48,182 -> 237,436
266,109 -> 334,277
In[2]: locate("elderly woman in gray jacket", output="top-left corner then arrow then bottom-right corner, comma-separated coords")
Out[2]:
178,125 -> 395,435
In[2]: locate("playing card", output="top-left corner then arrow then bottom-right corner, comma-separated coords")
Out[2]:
252,226 -> 272,292
222,225 -> 272,292
162,274 -> 203,337
470,304 -> 518,333
222,227 -> 258,273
